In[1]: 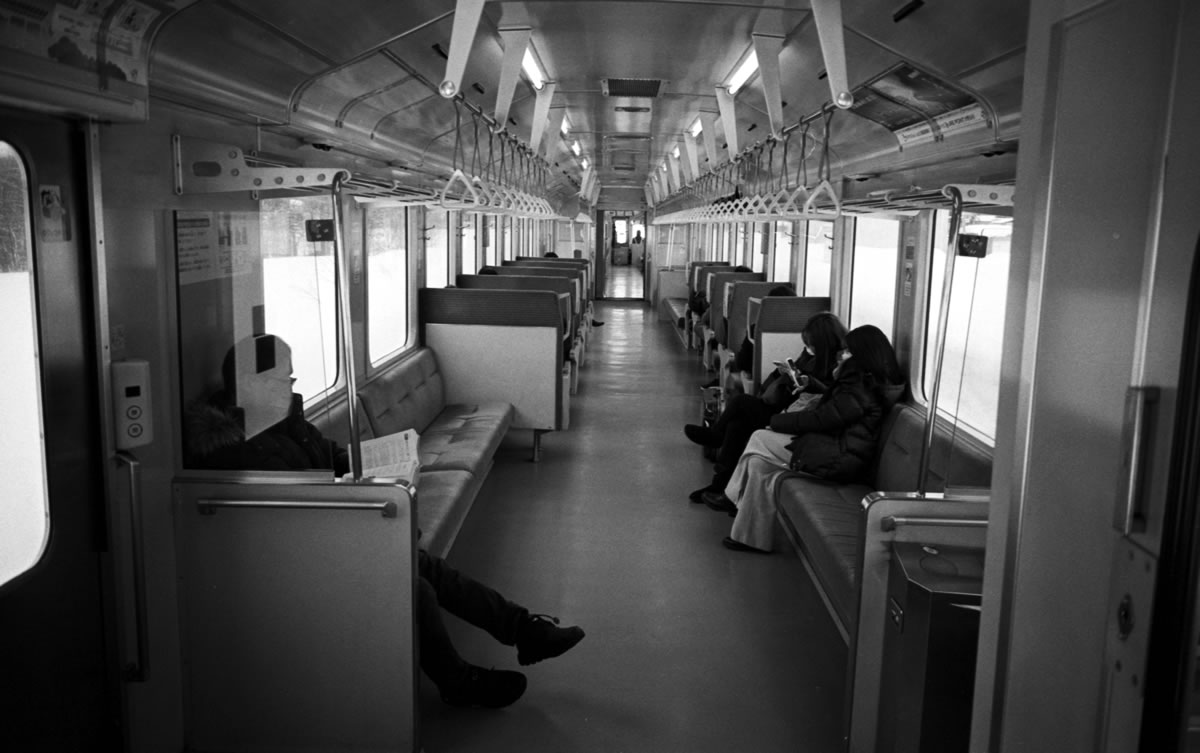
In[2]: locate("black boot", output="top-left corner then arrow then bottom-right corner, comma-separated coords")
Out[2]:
516,614 -> 586,666
439,665 -> 527,708
684,423 -> 719,447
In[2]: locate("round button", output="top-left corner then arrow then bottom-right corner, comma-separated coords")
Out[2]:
126,405 -> 142,420
127,424 -> 143,438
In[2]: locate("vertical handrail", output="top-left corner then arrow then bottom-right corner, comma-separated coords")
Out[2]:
917,185 -> 963,495
331,171 -> 364,481
116,451 -> 149,681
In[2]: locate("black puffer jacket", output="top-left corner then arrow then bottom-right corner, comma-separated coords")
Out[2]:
767,362 -> 905,482
184,392 -> 348,474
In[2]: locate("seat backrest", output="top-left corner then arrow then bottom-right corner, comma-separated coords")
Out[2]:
485,266 -> 583,314
689,261 -> 730,294
872,403 -> 994,492
751,296 -> 831,387
708,272 -> 765,346
506,259 -> 591,298
727,281 -> 793,355
457,274 -> 577,335
357,347 -> 445,436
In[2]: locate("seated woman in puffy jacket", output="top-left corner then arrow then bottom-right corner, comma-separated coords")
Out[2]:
683,311 -> 847,502
705,324 -> 906,553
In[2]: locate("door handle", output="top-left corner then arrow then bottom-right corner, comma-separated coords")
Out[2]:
1114,386 -> 1159,536
116,451 -> 149,682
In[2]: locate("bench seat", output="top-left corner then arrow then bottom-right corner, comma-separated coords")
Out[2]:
318,347 -> 514,557
776,476 -> 874,630
419,404 -> 513,474
774,403 -> 992,637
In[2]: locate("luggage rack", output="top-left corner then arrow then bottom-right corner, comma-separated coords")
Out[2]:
172,134 -> 577,220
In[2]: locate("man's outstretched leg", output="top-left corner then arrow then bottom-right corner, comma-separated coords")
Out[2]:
418,552 -> 585,701
417,577 -> 527,708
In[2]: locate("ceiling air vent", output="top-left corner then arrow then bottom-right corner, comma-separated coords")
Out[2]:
602,78 -> 662,98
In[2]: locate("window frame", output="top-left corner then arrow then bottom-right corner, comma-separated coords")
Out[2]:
918,208 -> 1014,444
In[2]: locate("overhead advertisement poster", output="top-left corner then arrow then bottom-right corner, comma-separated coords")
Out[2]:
849,63 -> 987,147
0,0 -> 197,84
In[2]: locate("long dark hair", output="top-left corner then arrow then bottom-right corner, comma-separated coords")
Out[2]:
802,312 -> 848,379
843,325 -> 903,385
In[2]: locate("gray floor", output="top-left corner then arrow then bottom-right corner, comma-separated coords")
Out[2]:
418,296 -> 847,753
604,261 -> 645,299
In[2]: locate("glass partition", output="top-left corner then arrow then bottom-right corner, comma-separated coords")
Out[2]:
461,213 -> 479,274
366,205 -> 409,365
849,216 -> 901,334
176,194 -> 341,472
773,221 -> 796,284
804,220 -> 834,296
751,223 -> 767,273
924,210 -> 1012,441
424,209 -> 449,289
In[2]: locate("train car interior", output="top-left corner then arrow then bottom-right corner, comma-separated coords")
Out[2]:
1,0 -> 1199,751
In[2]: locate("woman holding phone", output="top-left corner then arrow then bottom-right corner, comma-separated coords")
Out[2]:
683,311 -> 847,503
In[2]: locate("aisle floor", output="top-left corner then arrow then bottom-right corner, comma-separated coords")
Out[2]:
419,300 -> 847,753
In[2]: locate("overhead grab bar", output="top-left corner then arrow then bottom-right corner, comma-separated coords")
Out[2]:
802,179 -> 842,217
439,168 -> 480,209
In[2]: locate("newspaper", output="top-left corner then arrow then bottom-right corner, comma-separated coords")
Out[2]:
360,429 -> 420,482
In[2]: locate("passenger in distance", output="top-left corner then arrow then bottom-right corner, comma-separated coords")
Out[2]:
185,334 -> 586,708
684,311 -> 847,503
708,325 -> 905,553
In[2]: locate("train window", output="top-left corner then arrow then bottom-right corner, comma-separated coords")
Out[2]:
772,221 -> 795,282
462,213 -> 479,273
803,220 -> 834,296
924,210 -> 1012,440
260,196 -> 339,399
425,209 -> 449,289
500,216 -> 512,260
0,141 -> 49,588
482,215 -> 497,267
751,223 -> 767,272
849,216 -> 901,335
736,224 -> 748,266
365,204 -> 410,366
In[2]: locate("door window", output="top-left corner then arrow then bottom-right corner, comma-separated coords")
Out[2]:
0,141 -> 49,588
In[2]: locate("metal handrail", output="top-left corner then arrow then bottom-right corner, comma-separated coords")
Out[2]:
197,498 -> 399,518
917,185 -> 963,495
331,172 -> 364,481
881,514 -> 988,532
117,451 -> 149,682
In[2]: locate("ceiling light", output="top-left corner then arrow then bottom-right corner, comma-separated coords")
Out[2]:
571,140 -> 582,156
661,162 -> 667,172
560,118 -> 570,136
672,145 -> 680,159
522,47 -> 546,91
689,118 -> 703,137
581,158 -> 590,170
727,49 -> 759,95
